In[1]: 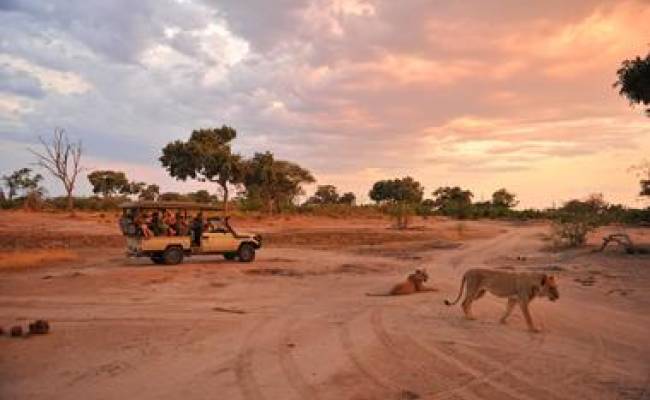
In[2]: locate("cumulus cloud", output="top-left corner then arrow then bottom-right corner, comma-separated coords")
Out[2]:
0,0 -> 648,206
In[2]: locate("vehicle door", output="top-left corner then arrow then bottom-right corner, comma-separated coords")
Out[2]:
202,229 -> 240,252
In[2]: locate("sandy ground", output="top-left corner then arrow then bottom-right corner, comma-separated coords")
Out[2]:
1,212 -> 649,400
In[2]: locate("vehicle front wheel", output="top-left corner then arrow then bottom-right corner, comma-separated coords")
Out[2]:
238,243 -> 255,263
223,252 -> 237,261
163,247 -> 184,265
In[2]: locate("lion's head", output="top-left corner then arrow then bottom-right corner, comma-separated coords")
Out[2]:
540,275 -> 559,301
409,269 -> 429,284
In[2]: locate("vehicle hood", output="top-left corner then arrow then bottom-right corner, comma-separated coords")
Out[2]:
236,232 -> 260,239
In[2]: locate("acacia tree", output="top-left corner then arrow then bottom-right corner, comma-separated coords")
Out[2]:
369,177 -> 424,229
120,181 -> 146,198
431,186 -> 474,217
615,51 -> 650,116
87,170 -> 129,198
160,126 -> 243,213
307,184 -> 340,205
30,128 -> 82,211
243,151 -> 315,214
339,192 -> 356,206
2,168 -> 44,201
492,188 -> 518,209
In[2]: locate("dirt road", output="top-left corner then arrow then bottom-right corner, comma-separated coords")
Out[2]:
1,217 -> 649,399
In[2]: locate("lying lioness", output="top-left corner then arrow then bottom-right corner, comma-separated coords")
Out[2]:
367,269 -> 437,296
444,268 -> 559,332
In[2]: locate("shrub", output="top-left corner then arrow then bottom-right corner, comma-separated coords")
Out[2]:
550,219 -> 597,247
550,196 -> 606,247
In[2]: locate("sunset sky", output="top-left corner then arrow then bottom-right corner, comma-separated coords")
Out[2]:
1,0 -> 649,208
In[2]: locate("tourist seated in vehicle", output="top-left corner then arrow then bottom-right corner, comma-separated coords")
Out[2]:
175,212 -> 189,236
163,211 -> 177,236
150,212 -> 162,236
136,213 -> 153,239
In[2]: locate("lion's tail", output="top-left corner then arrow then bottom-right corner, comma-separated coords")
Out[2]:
444,274 -> 467,306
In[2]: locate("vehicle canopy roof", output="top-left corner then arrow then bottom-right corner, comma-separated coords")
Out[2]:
119,201 -> 224,212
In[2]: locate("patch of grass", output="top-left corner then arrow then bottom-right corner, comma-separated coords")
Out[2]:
0,249 -> 79,270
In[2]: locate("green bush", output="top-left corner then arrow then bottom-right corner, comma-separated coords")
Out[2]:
549,198 -> 607,248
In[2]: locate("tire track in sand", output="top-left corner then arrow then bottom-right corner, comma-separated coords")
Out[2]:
234,317 -> 274,400
338,306 -> 479,400
370,307 -> 539,400
398,315 -> 568,400
277,316 -> 322,400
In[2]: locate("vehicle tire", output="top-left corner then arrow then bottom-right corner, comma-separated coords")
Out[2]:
237,243 -> 255,263
150,255 -> 165,265
223,252 -> 237,261
163,247 -> 184,265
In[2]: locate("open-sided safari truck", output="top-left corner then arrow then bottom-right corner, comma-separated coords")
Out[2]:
118,201 -> 262,265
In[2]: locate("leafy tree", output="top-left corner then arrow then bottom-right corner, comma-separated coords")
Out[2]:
432,186 -> 474,218
87,170 -> 129,198
2,168 -> 44,200
30,127 -> 83,211
121,181 -> 146,197
338,192 -> 356,206
139,184 -> 160,201
160,126 -> 244,213
243,151 -> 315,214
615,52 -> 650,116
492,188 -> 518,209
369,177 -> 424,228
307,184 -> 340,205
416,198 -> 436,217
369,177 -> 424,204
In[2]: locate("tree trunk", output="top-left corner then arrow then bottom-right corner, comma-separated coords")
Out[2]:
222,184 -> 229,214
66,190 -> 74,212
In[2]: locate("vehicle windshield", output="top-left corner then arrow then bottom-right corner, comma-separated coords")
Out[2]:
207,217 -> 231,233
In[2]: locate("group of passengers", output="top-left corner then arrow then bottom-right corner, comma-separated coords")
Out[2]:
121,210 -> 229,246
134,210 -> 191,239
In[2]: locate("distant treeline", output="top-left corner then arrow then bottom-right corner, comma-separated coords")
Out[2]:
2,180 -> 648,227
2,127 -> 648,230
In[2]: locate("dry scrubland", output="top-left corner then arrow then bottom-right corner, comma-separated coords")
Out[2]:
0,210 -> 649,400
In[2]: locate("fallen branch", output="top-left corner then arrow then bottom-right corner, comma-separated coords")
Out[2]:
597,234 -> 636,254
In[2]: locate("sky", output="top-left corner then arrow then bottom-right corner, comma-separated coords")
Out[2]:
0,0 -> 649,208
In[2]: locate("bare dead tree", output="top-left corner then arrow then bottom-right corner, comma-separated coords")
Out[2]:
30,127 -> 83,211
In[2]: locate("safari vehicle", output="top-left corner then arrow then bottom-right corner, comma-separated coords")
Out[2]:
118,201 -> 262,265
